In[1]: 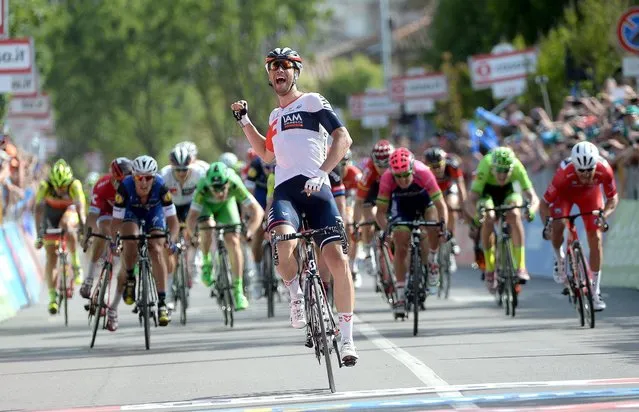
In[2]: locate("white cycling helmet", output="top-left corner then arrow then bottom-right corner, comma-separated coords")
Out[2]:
170,145 -> 192,167
219,152 -> 238,168
177,141 -> 198,158
132,155 -> 158,175
571,141 -> 599,170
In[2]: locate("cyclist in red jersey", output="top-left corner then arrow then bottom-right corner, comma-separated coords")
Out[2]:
337,149 -> 363,287
353,140 -> 394,272
540,142 -> 618,311
424,148 -> 468,272
80,157 -> 133,299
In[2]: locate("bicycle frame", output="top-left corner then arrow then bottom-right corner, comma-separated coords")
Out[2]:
44,228 -> 70,325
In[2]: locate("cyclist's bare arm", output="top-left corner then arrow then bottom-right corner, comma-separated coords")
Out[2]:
185,208 -> 200,241
539,199 -> 551,223
166,215 -> 179,243
243,199 -> 264,239
375,202 -> 389,232
465,191 -> 480,219
522,188 -> 539,213
353,197 -> 365,226
231,101 -> 275,163
434,195 -> 448,228
320,128 -> 352,174
335,195 -> 346,219
34,201 -> 45,232
603,194 -> 618,218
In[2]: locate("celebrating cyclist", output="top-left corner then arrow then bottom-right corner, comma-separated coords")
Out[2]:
466,147 -> 539,292
161,145 -> 205,293
108,156 -> 179,330
185,162 -> 264,311
231,46 -> 358,365
375,148 -> 448,313
80,157 -> 133,299
539,141 -> 617,311
423,147 -> 468,272
34,159 -> 87,314
353,140 -> 394,275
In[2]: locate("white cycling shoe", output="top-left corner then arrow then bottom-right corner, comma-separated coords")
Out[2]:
290,299 -> 307,329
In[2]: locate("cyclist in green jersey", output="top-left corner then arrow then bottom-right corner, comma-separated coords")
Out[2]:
465,147 -> 540,291
185,162 -> 264,310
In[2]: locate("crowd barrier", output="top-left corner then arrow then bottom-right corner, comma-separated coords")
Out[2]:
0,216 -> 43,322
602,199 -> 639,289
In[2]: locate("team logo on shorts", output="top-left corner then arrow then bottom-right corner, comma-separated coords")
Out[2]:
248,168 -> 258,178
163,191 -> 172,202
115,193 -> 124,204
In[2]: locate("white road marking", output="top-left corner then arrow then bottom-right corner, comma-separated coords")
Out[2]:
353,314 -> 479,409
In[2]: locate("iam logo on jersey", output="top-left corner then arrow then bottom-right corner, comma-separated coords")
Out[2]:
282,113 -> 304,130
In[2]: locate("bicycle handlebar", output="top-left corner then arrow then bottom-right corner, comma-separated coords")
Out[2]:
197,223 -> 244,232
389,219 -> 443,230
270,221 -> 348,266
545,209 -> 608,231
119,233 -> 168,241
352,220 -> 379,230
478,203 -> 530,224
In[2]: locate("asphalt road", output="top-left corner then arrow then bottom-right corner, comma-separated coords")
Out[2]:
2,264 -> 639,412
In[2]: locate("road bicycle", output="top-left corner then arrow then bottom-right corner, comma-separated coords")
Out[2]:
43,228 -> 72,326
271,216 -> 349,393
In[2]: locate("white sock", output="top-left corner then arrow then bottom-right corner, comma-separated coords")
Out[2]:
428,249 -> 438,265
283,274 -> 303,301
87,261 -> 98,282
553,246 -> 565,262
111,292 -> 122,310
338,312 -> 353,343
593,271 -> 601,295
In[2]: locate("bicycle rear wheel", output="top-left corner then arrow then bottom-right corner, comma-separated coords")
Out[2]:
438,242 -> 451,299
90,263 -> 111,348
312,276 -> 336,393
141,263 -> 151,350
575,247 -> 595,328
410,247 -> 423,336
263,242 -> 275,318
567,251 -> 585,326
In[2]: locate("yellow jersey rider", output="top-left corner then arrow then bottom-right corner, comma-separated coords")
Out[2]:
34,159 -> 87,314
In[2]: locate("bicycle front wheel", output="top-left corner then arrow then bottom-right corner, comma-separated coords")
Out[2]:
219,250 -> 235,327
90,263 -> 111,348
438,242 -> 451,299
178,254 -> 188,325
575,247 -> 595,328
410,248 -> 423,336
60,257 -> 69,327
502,241 -> 516,317
263,242 -> 275,318
312,276 -> 336,393
141,263 -> 151,350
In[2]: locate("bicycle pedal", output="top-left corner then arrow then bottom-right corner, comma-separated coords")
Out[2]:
132,306 -> 139,314
561,287 -> 570,296
305,336 -> 314,348
84,303 -> 90,312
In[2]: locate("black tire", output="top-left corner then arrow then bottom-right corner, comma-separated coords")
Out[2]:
568,251 -> 585,326
380,243 -> 398,307
90,263 -> 111,348
220,250 -> 235,327
501,242 -> 515,317
178,253 -> 188,325
312,277 -> 336,393
263,242 -> 275,318
61,258 -> 69,327
141,263 -> 151,350
410,247 -> 423,336
438,243 -> 451,299
575,247 -> 595,328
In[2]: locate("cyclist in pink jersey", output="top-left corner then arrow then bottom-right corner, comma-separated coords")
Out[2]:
375,148 -> 450,314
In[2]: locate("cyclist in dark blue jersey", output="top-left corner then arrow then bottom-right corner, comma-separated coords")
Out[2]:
107,155 -> 179,331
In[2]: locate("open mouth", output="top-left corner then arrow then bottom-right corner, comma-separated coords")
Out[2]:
275,74 -> 286,86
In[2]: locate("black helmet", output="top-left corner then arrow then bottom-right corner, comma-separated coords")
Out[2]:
424,147 -> 446,165
265,47 -> 303,72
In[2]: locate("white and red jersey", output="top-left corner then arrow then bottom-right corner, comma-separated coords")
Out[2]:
342,164 -> 362,192
160,164 -> 205,206
265,93 -> 343,188
543,157 -> 617,204
377,160 -> 442,204
356,158 -> 383,199
89,174 -> 117,217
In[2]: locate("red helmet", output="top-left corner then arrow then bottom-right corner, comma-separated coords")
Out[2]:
389,148 -> 414,174
372,140 -> 394,168
110,157 -> 133,181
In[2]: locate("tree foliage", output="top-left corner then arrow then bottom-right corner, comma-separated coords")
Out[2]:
10,0 -> 321,171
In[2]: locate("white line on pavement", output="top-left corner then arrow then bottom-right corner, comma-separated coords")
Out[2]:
353,313 -> 479,410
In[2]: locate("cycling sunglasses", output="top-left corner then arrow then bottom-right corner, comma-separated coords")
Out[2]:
210,183 -> 228,192
174,167 -> 189,172
267,60 -> 295,71
576,167 -> 595,173
493,166 -> 512,174
393,171 -> 413,179
134,175 -> 154,182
